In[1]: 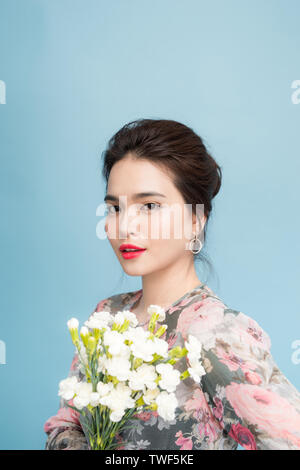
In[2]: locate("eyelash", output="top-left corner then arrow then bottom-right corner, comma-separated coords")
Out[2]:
106,202 -> 161,214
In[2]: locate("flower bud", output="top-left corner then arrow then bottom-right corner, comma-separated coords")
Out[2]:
87,335 -> 97,354
136,396 -> 145,407
67,318 -> 79,330
67,318 -> 80,345
154,325 -> 167,338
168,346 -> 183,358
180,370 -> 190,380
80,326 -> 90,347
133,357 -> 143,369
146,402 -> 158,411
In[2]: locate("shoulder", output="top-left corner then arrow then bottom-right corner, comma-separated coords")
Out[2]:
86,290 -> 135,324
182,287 -> 272,354
92,289 -> 140,314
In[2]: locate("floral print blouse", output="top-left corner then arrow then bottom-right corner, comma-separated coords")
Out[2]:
44,282 -> 300,450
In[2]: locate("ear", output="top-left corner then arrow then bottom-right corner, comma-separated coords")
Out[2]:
192,211 -> 207,236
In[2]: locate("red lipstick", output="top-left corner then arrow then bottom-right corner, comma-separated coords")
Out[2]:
119,243 -> 147,259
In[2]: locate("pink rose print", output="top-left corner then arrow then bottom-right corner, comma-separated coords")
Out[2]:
226,382 -> 300,447
175,430 -> 193,450
228,423 -> 257,450
234,313 -> 271,351
185,388 -> 210,417
133,411 -> 153,422
167,289 -> 210,315
212,396 -> 224,421
115,431 -> 126,450
214,345 -> 258,373
177,298 -> 224,339
168,292 -> 206,315
44,398 -> 81,433
197,418 -> 220,443
244,371 -> 262,385
185,389 -> 222,442
70,354 -> 79,371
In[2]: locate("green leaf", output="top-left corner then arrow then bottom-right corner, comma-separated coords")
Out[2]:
66,403 -> 81,413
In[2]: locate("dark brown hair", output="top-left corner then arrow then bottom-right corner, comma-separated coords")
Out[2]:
101,118 -> 222,279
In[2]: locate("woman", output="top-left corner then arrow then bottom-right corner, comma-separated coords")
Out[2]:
44,119 -> 300,450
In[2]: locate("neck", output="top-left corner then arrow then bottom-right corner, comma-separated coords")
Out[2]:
137,257 -> 202,314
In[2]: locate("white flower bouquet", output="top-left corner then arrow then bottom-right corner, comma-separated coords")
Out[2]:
58,305 -> 206,450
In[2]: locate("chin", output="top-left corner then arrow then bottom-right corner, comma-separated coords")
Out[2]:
122,265 -> 147,276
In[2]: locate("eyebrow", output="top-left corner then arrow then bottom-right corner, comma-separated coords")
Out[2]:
104,192 -> 167,202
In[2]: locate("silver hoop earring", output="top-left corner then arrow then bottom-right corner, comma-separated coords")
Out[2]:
189,234 -> 202,254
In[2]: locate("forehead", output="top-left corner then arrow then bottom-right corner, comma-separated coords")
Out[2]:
107,155 -> 179,198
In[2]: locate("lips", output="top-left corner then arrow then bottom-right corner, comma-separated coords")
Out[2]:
119,243 -> 146,253
119,243 -> 146,259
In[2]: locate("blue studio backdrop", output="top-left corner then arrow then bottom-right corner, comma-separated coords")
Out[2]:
0,0 -> 300,450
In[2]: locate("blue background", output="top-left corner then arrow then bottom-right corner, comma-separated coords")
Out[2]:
0,0 -> 299,450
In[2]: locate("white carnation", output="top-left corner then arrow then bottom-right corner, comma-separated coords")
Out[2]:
156,363 -> 180,392
152,336 -> 169,358
84,311 -> 114,330
89,392 -> 100,407
128,364 -> 157,391
105,356 -> 132,381
113,312 -> 127,326
123,326 -> 151,343
58,376 -> 78,401
155,391 -> 178,421
96,381 -> 114,397
143,387 -> 160,405
84,317 -> 109,330
122,310 -> 139,327
130,338 -> 156,362
92,311 -> 114,324
112,382 -> 135,409
188,359 -> 206,383
147,305 -> 166,322
73,381 -> 93,410
101,382 -> 135,419
185,334 -> 202,362
124,327 -> 156,361
110,409 -> 126,422
103,330 -> 129,356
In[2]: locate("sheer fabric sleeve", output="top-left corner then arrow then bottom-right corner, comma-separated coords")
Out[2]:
43,300 -> 108,450
43,350 -> 89,450
187,305 -> 300,450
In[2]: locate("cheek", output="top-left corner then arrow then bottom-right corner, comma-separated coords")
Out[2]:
157,208 -> 188,242
148,212 -> 186,251
105,217 -> 119,243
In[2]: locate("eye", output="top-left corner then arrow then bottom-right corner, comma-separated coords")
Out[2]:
105,205 -> 120,214
141,202 -> 161,211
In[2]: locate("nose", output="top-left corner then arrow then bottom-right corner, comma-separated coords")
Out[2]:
118,206 -> 141,239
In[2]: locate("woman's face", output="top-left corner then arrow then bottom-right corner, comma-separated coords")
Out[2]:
104,153 -> 204,276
